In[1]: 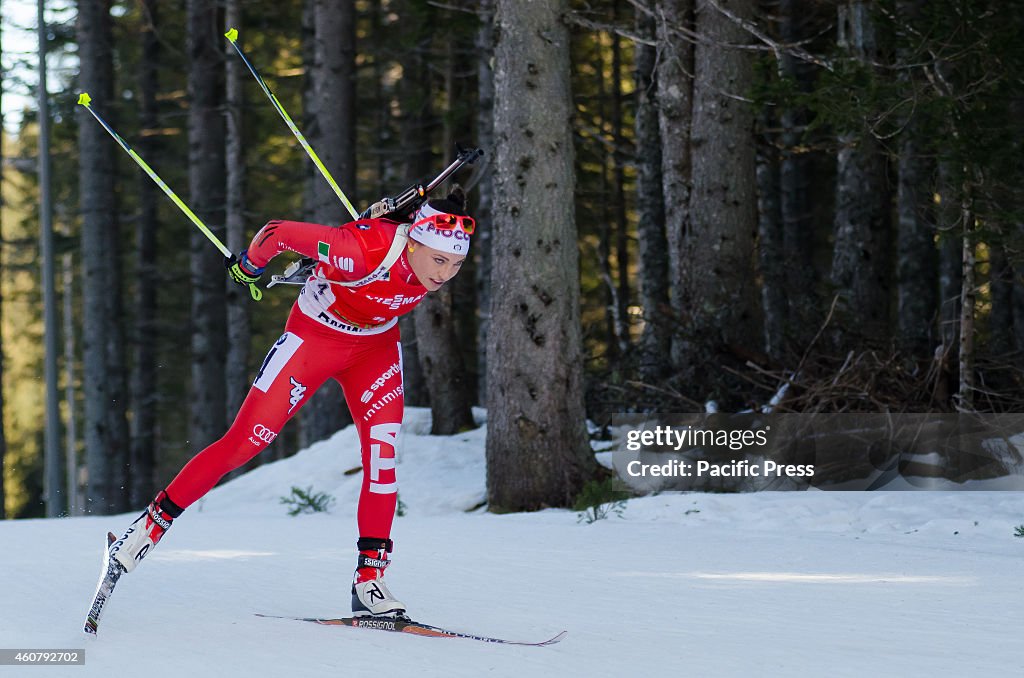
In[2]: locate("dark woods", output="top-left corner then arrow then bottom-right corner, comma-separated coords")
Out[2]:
3,0 -> 1022,517
602,0 -> 1024,419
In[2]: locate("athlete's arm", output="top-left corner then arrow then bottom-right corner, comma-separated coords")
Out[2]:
244,220 -> 370,277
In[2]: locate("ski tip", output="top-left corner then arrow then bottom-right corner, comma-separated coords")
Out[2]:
542,630 -> 568,646
225,28 -> 238,42
77,93 -> 92,106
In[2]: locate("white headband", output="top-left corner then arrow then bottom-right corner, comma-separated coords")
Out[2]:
408,203 -> 471,255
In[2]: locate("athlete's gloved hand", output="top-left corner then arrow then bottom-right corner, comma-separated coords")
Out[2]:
225,250 -> 265,301
225,250 -> 265,287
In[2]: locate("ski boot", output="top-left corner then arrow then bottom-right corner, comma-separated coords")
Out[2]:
351,537 -> 408,618
109,490 -> 183,573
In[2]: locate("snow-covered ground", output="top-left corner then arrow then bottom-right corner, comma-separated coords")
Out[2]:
2,407 -> 1023,677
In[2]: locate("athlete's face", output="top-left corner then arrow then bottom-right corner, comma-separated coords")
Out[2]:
407,242 -> 466,291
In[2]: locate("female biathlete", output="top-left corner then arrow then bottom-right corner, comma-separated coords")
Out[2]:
108,187 -> 473,619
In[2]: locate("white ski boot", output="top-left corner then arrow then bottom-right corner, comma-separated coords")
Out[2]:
351,537 -> 407,618
109,490 -> 183,573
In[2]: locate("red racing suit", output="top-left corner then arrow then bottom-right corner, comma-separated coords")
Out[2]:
165,217 -> 426,540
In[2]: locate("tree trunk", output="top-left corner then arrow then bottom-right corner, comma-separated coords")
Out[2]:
684,0 -> 761,361
487,0 -> 598,511
654,0 -> 694,368
989,238 -> 1013,356
77,0 -> 118,514
414,286 -> 475,433
1013,237 -> 1024,356
778,0 -> 818,346
62,248 -> 78,514
634,0 -> 671,383
475,0 -> 496,404
0,27 -> 5,519
415,33 -> 475,434
957,180 -> 975,411
937,159 -> 961,380
105,207 -> 130,512
896,133 -> 937,356
396,3 -> 436,410
187,0 -> 228,451
224,0 -> 251,442
895,0 -> 936,358
594,38 -> 621,363
130,0 -> 160,505
757,113 -> 786,358
830,1 -> 892,340
611,1 -> 631,360
301,0 -> 357,445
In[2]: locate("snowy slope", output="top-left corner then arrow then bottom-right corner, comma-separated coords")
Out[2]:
2,407 -> 1023,677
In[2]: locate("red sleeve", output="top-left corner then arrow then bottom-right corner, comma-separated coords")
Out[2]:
245,220 -> 370,278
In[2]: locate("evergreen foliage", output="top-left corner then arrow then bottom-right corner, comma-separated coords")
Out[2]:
3,0 -> 1023,516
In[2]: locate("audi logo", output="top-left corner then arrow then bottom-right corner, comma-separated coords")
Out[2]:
252,424 -> 278,444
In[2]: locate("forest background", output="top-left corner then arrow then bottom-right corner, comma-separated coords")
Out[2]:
2,0 -> 1022,519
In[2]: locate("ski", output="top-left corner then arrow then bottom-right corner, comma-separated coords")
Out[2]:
255,613 -> 566,647
83,533 -> 125,636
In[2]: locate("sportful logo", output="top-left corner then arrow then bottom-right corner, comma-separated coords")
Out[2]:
362,386 -> 403,422
250,424 -> 278,446
360,361 -> 402,403
288,377 -> 307,413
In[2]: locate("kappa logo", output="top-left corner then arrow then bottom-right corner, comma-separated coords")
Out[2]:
250,424 -> 278,446
288,377 -> 307,413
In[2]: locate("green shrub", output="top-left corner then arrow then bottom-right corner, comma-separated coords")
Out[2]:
574,477 -> 630,524
280,486 -> 336,516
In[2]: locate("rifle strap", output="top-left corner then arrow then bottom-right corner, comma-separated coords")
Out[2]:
336,224 -> 410,288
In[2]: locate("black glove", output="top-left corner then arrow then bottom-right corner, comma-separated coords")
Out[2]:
225,250 -> 265,287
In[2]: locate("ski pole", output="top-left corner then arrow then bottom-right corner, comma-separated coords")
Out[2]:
77,92 -> 262,301
224,28 -> 359,220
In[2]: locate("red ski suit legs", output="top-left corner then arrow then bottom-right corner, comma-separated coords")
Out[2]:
165,306 -> 403,538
